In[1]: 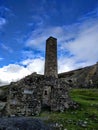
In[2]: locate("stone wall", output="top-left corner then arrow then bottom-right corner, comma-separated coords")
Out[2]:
44,37 -> 58,78
6,73 -> 74,117
58,62 -> 98,88
7,73 -> 44,116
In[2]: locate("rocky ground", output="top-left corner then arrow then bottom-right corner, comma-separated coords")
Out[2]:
0,117 -> 51,130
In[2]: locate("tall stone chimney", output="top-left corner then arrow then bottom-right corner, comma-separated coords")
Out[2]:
44,36 -> 58,78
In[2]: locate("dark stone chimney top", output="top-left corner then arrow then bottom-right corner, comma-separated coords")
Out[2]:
46,36 -> 57,41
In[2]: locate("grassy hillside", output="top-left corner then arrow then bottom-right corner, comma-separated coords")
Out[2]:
37,89 -> 98,130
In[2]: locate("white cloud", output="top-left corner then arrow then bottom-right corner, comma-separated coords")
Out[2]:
58,57 -> 74,73
0,57 -> 44,86
26,16 -> 98,73
26,58 -> 44,74
0,64 -> 29,85
65,18 -> 98,65
21,57 -> 44,74
58,56 -> 89,73
26,26 -> 76,50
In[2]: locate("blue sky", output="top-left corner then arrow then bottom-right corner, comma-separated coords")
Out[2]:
0,0 -> 98,85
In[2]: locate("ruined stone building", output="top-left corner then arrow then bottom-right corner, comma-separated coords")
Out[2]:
6,37 -> 74,116
0,37 -> 98,116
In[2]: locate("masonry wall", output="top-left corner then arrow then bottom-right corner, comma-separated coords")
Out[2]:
6,73 -> 73,116
44,37 -> 58,78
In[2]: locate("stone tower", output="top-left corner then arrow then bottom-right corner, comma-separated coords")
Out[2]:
6,37 -> 75,117
44,36 -> 58,78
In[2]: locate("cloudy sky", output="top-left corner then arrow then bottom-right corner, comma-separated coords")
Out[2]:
0,0 -> 98,86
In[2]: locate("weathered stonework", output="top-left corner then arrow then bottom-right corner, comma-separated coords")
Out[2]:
7,74 -> 44,116
5,37 -> 75,116
0,37 -> 98,116
59,62 -> 98,88
6,73 -> 74,116
44,37 -> 58,78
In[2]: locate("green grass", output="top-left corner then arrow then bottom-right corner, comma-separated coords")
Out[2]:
37,89 -> 98,130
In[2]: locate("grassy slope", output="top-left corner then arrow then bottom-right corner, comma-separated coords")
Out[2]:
37,89 -> 98,130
